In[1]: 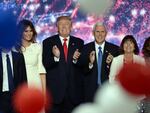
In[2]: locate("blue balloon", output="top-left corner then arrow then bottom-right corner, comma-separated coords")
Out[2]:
0,9 -> 19,49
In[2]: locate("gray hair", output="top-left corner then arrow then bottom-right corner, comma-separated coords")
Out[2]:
92,22 -> 107,32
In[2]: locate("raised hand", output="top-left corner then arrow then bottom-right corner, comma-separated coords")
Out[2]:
73,49 -> 81,60
89,51 -> 95,64
106,53 -> 113,64
52,45 -> 60,58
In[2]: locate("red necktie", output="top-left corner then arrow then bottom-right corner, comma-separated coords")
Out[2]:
63,38 -> 68,61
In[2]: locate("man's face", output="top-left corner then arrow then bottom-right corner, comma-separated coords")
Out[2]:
57,19 -> 72,37
93,25 -> 107,45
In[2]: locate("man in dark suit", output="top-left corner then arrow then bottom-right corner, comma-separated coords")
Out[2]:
0,48 -> 27,113
80,22 -> 120,102
42,16 -> 84,113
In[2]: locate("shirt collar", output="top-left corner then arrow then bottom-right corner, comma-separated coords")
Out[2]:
1,50 -> 12,57
95,41 -> 105,53
59,35 -> 70,42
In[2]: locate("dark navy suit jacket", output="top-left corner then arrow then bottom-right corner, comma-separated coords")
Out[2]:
80,41 -> 120,102
42,34 -> 84,105
0,51 -> 27,93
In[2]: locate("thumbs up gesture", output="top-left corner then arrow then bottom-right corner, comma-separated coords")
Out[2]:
73,49 -> 81,60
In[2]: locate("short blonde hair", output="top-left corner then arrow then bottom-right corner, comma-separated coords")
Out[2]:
56,16 -> 72,26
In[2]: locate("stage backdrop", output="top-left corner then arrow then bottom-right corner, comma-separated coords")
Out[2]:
0,0 -> 150,49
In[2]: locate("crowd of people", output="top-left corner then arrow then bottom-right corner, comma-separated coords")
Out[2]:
0,15 -> 149,113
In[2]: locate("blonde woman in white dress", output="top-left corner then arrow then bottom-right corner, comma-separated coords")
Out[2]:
16,19 -> 46,112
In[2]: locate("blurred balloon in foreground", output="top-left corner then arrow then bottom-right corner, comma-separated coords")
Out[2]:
13,84 -> 50,113
78,0 -> 114,15
72,82 -> 140,113
72,103 -> 100,113
117,63 -> 150,95
94,82 -> 139,113
72,63 -> 149,113
0,9 -> 18,49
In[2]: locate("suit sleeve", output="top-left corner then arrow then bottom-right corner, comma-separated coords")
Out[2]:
42,39 -> 59,71
73,39 -> 84,66
79,45 -> 94,75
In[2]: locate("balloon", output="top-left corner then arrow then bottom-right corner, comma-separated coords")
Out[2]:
78,0 -> 114,15
0,9 -> 18,49
13,84 -> 45,113
94,82 -> 139,113
117,63 -> 150,95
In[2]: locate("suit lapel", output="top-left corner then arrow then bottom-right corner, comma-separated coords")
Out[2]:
103,42 -> 107,59
67,36 -> 74,62
91,42 -> 98,68
102,42 -> 109,66
55,35 -> 66,62
55,35 -> 63,49
12,51 -> 15,71
11,51 -> 16,81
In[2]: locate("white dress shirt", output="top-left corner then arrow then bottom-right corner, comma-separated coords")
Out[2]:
95,41 -> 105,62
59,35 -> 70,47
54,36 -> 70,62
89,41 -> 105,69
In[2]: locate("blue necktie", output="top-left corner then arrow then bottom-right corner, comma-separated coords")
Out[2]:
97,46 -> 102,84
6,54 -> 14,92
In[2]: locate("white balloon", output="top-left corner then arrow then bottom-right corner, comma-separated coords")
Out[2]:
94,81 -> 139,113
72,103 -> 101,113
78,0 -> 114,15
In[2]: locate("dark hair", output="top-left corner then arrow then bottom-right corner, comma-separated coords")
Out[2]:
56,16 -> 72,26
142,37 -> 150,57
120,35 -> 139,54
16,19 -> 37,52
18,19 -> 37,42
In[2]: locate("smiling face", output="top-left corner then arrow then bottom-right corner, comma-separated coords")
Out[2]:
123,40 -> 135,54
22,26 -> 34,42
57,18 -> 72,38
93,25 -> 107,45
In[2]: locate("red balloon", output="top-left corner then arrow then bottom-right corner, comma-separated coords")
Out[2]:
117,63 -> 150,95
13,84 -> 45,113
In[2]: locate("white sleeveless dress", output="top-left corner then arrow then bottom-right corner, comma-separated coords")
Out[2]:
22,43 -> 46,113
22,43 -> 46,90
